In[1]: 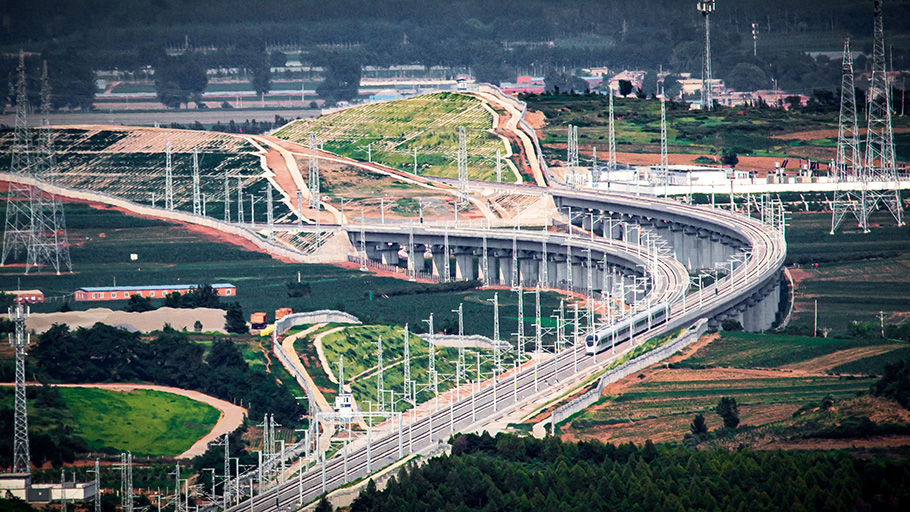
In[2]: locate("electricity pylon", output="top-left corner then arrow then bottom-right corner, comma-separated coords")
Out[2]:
698,1 -> 716,111
862,0 -> 903,227
831,38 -> 866,233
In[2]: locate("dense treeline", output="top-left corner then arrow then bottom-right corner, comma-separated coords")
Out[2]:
4,0 -> 908,103
350,432 -> 910,512
29,324 -> 304,424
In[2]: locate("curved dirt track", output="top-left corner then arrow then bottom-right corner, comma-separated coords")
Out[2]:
4,382 -> 247,459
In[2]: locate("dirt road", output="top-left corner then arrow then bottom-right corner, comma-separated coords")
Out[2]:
4,382 -> 247,459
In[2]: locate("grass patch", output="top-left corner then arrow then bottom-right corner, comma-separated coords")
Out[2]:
830,347 -> 910,376
273,92 -> 503,180
676,331 -> 886,369
58,387 -> 220,457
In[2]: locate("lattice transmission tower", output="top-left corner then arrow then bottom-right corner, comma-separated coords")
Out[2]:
862,0 -> 903,228
9,304 -> 30,473
698,1 -> 715,111
831,38 -> 867,233
2,54 -> 72,274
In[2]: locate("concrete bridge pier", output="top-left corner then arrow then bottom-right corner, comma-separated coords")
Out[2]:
497,250 -> 513,286
431,245 -> 448,280
454,248 -> 474,281
380,243 -> 400,266
519,256 -> 538,287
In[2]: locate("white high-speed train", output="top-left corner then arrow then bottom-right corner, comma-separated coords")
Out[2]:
584,303 -> 670,355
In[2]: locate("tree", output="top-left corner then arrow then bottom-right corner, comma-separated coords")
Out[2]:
873,357 -> 910,409
124,294 -> 155,312
315,51 -> 362,106
715,397 -> 740,429
727,63 -> 767,92
224,302 -> 249,334
188,284 -> 222,309
250,54 -> 271,99
42,47 -> 96,110
721,318 -> 743,331
269,50 -> 287,68
154,53 -> 208,109
671,41 -> 702,73
661,74 -> 682,100
618,80 -> 633,98
641,71 -> 658,97
690,414 -> 708,436
544,72 -> 589,95
721,151 -> 739,168
193,320 -> 203,332
314,496 -> 333,512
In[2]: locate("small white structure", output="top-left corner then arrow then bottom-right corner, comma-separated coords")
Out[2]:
0,473 -> 30,500
334,392 -> 355,422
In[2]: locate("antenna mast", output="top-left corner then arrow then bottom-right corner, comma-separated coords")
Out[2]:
9,305 -> 30,473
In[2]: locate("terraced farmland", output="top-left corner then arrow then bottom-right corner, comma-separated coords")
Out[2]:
273,92 -> 506,180
0,126 -> 291,222
560,330 -> 909,447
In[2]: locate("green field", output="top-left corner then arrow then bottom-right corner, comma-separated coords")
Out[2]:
1,387 -> 220,458
273,92 -> 506,180
785,211 -> 910,334
675,332 -> 893,369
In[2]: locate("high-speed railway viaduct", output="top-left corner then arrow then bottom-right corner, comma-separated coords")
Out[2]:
225,189 -> 786,512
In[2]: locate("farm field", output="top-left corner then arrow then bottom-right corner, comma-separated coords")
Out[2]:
560,330 -> 910,448
785,211 -> 910,334
0,387 -> 220,458
273,92 -> 507,181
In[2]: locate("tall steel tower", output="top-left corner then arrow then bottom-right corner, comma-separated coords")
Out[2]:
697,1 -> 716,111
457,126 -> 468,203
863,0 -> 903,227
2,55 -> 72,274
2,54 -> 36,267
308,133 -> 320,210
9,304 -> 30,473
831,39 -> 866,233
36,62 -> 72,274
